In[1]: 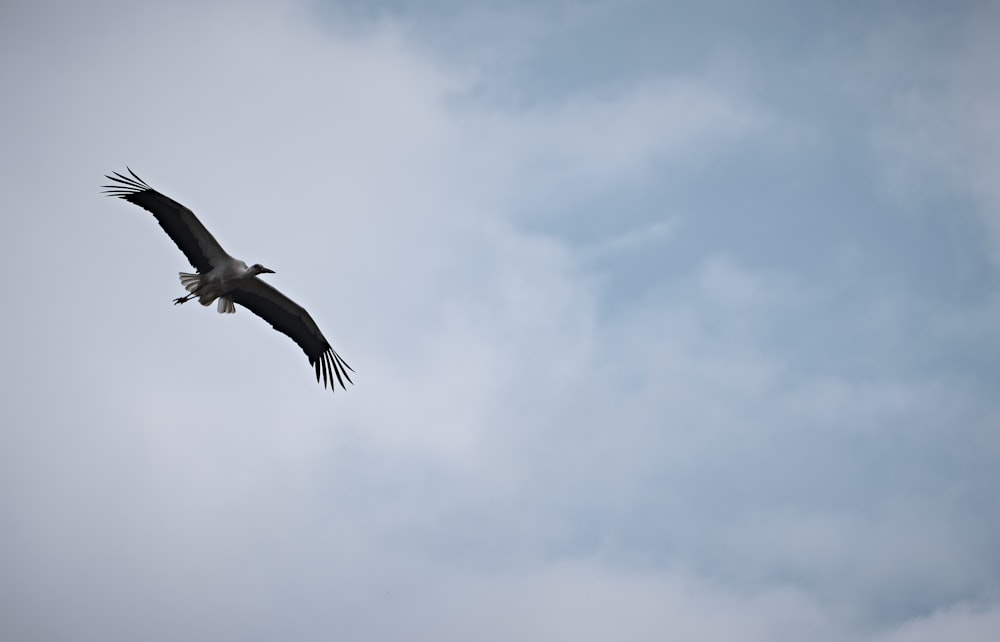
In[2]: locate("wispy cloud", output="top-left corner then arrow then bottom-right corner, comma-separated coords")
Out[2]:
856,2 -> 1000,262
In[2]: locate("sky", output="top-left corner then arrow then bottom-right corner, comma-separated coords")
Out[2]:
1,0 -> 999,639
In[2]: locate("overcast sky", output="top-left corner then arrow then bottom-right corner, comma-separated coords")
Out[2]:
2,0 -> 999,640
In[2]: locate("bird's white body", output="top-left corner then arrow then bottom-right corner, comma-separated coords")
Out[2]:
180,260 -> 271,314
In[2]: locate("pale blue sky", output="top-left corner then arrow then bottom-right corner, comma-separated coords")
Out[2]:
1,0 -> 998,640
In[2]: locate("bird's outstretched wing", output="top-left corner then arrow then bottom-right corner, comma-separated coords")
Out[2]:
231,277 -> 354,392
103,168 -> 232,273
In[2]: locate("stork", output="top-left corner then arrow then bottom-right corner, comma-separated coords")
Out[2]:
103,168 -> 353,393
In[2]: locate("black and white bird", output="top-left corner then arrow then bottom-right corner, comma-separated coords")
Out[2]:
103,168 -> 353,393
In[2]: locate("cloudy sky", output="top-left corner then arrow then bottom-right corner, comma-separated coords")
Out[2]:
2,0 -> 999,639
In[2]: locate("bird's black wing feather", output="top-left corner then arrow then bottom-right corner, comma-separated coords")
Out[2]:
103,168 -> 231,273
231,278 -> 354,392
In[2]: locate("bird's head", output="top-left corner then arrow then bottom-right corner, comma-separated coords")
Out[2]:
250,263 -> 275,276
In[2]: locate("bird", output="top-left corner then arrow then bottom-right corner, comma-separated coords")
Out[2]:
103,168 -> 353,393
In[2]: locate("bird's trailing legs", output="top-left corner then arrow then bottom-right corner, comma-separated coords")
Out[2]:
173,293 -> 196,305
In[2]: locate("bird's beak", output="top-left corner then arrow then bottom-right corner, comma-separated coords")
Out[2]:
260,266 -> 275,274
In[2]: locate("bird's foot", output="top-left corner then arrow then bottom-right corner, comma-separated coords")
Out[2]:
173,295 -> 191,305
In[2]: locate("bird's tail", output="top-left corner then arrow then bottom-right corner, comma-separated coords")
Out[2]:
177,272 -> 234,313
179,272 -> 201,293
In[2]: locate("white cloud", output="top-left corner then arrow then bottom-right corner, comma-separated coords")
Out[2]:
1,1 -> 999,641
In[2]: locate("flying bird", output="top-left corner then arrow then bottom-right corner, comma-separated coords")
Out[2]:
103,168 -> 353,393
